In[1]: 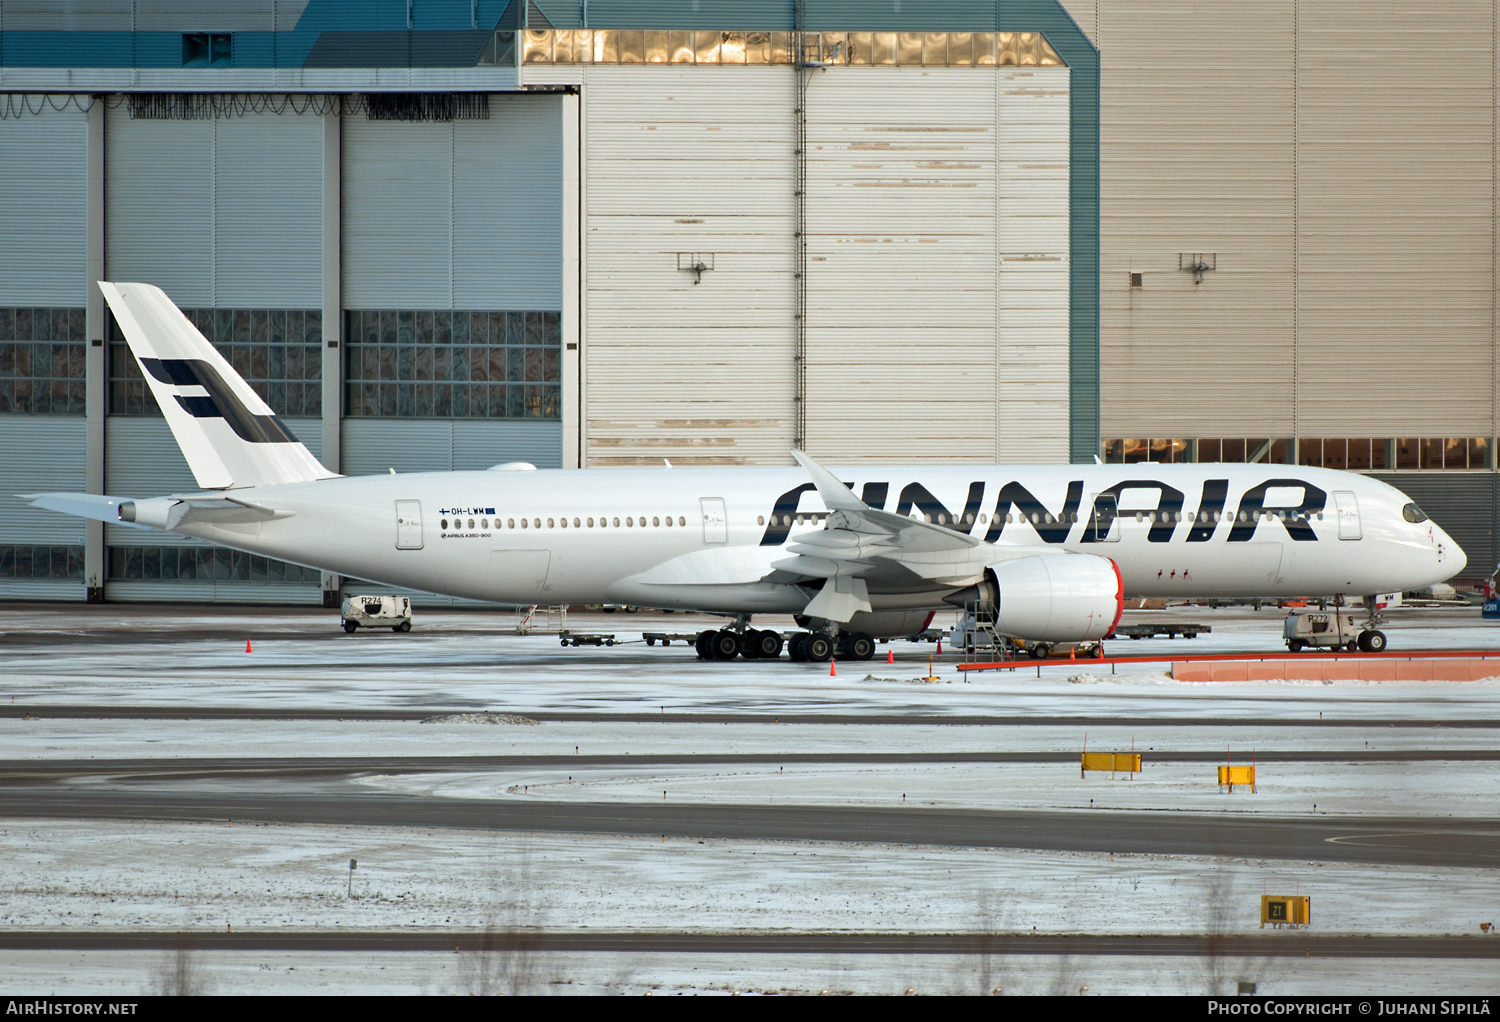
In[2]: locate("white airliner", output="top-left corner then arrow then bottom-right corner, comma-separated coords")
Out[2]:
25,283 -> 1465,662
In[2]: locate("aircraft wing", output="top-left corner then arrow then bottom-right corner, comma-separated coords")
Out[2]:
773,451 -> 997,621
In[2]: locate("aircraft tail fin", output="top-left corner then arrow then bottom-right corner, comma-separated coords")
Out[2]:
99,282 -> 337,490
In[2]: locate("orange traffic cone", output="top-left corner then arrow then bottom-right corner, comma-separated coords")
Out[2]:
936,639 -> 942,654
829,660 -> 837,677
886,648 -> 895,664
245,639 -> 252,653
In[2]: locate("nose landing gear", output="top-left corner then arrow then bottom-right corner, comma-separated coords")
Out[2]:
1357,594 -> 1389,652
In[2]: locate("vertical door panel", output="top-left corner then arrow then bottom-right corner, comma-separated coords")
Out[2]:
395,500 -> 424,549
699,497 -> 727,544
1334,491 -> 1361,540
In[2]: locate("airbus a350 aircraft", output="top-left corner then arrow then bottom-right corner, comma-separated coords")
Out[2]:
25,283 -> 1466,663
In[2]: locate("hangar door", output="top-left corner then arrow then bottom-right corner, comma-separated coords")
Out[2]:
580,56 -> 1071,467
0,102 -> 89,600
103,103 -> 327,603
341,95 -> 565,481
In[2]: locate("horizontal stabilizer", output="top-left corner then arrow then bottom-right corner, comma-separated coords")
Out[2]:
21,492 -> 149,529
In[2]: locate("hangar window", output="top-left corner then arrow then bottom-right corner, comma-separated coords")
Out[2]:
1104,438 -> 1294,466
514,29 -> 1064,67
108,546 -> 318,583
344,310 -> 560,419
0,545 -> 84,581
0,308 -> 87,416
182,33 -> 233,67
109,309 -> 322,417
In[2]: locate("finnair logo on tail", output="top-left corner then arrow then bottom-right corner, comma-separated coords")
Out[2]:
139,358 -> 298,445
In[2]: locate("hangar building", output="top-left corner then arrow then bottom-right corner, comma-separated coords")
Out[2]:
0,0 -> 1491,604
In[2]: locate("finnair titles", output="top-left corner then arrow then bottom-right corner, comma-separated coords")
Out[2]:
25,283 -> 1465,664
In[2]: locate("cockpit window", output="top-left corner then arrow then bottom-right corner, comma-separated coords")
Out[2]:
1402,503 -> 1428,524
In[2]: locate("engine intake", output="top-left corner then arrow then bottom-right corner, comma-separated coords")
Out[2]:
964,554 -> 1123,643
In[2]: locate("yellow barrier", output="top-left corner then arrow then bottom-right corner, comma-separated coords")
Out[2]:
1081,752 -> 1141,778
1261,895 -> 1310,928
1218,764 -> 1256,792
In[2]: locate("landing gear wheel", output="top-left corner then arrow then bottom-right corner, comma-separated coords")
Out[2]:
1029,643 -> 1051,660
752,629 -> 784,659
844,633 -> 875,661
788,633 -> 810,661
739,632 -> 761,659
1359,629 -> 1387,653
343,620 -> 357,634
805,633 -> 835,662
695,630 -> 716,660
711,629 -> 742,661
1287,639 -> 1304,653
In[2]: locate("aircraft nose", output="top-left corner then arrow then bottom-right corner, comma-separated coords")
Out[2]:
1447,530 -> 1468,577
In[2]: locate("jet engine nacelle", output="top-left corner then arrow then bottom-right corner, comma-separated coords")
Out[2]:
117,498 -> 184,530
981,554 -> 1123,643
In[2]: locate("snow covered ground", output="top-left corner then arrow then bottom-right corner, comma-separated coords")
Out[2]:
6,605 -> 1500,719
3,604 -> 1500,994
360,758 -> 1500,818
5,949 -> 1497,996
0,818 -> 1494,938
7,716 -> 1500,762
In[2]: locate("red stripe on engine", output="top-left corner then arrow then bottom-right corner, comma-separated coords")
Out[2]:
1106,558 -> 1125,638
920,610 -> 936,633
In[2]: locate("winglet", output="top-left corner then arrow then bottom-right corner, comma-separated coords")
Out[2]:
790,450 -> 866,512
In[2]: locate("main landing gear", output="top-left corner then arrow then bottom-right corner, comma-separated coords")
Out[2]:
694,626 -> 877,663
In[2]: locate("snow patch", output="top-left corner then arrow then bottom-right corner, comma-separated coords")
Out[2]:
421,713 -> 540,726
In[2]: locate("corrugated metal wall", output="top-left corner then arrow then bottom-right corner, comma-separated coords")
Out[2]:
996,67 -> 1072,463
0,104 -> 90,600
340,94 -> 562,310
803,67 -> 1005,463
1295,5 -> 1495,437
1084,0 -> 1498,443
340,419 -> 561,475
581,63 -> 1070,466
581,65 -> 795,467
0,416 -> 88,600
105,105 -> 324,308
0,103 -> 87,305
1090,1 -> 1297,438
340,94 -> 564,475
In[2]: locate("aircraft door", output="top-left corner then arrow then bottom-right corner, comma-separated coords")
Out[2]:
395,500 -> 424,550
700,498 -> 728,544
1090,494 -> 1119,542
1333,491 -> 1361,540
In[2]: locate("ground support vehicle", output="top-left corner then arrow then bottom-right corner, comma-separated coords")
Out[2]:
1009,637 -> 1105,660
340,595 -> 412,633
560,631 -> 616,647
642,632 -> 703,647
1283,610 -> 1386,652
1114,622 -> 1211,640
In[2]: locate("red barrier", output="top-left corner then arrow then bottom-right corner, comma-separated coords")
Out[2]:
957,647 -> 1500,674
